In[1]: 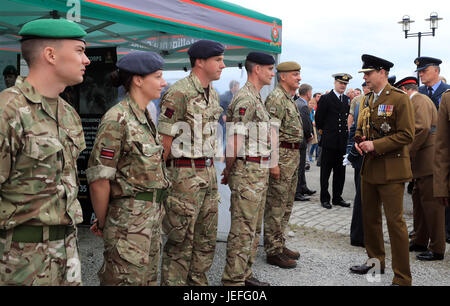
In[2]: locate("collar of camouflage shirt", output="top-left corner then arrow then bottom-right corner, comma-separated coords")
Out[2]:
189,72 -> 213,99
127,94 -> 148,125
15,76 -> 60,120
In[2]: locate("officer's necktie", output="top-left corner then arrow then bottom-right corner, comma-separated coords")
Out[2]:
427,87 -> 433,98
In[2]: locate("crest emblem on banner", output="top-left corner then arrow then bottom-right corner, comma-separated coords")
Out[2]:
271,21 -> 279,43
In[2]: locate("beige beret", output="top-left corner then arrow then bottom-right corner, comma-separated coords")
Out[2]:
277,61 -> 301,72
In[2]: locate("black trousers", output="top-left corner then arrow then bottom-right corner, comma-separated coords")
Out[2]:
350,156 -> 364,244
320,147 -> 346,203
295,145 -> 308,197
446,207 -> 450,240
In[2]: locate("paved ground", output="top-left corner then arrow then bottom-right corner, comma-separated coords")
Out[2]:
78,159 -> 449,286
289,159 -> 414,243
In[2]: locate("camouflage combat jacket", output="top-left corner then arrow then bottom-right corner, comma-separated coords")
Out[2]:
86,95 -> 170,198
0,77 -> 85,229
265,84 -> 303,144
226,81 -> 272,157
158,73 -> 222,158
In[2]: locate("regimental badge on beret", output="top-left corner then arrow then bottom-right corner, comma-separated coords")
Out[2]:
239,108 -> 246,116
100,148 -> 115,160
164,108 -> 175,118
415,60 -> 420,66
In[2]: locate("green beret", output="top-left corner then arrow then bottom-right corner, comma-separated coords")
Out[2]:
277,61 -> 301,72
19,19 -> 87,42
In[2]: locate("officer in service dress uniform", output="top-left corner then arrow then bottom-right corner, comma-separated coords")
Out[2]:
434,90 -> 450,244
350,55 -> 414,286
315,73 -> 352,209
87,51 -> 170,286
0,19 -> 90,286
393,77 -> 445,261
415,57 -> 450,109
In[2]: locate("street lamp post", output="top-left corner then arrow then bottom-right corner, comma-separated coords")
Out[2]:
398,12 -> 442,81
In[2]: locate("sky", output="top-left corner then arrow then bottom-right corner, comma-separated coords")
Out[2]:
166,0 -> 450,95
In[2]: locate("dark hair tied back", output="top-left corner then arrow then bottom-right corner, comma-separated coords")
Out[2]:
110,69 -> 134,92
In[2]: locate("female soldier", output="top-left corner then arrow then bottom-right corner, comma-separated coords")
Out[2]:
86,51 -> 170,285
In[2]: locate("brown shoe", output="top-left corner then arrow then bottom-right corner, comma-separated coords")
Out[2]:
267,254 -> 297,269
283,247 -> 300,260
244,276 -> 270,286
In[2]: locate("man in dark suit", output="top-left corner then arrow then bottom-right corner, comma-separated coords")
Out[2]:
315,73 -> 352,209
415,56 -> 450,244
295,84 -> 316,201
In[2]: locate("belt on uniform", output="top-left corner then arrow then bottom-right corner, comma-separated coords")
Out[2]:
238,156 -> 270,164
166,157 -> 214,168
135,189 -> 168,203
0,224 -> 75,243
280,141 -> 300,149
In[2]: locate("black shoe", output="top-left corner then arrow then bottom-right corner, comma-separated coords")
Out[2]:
305,163 -> 310,171
446,237 -> 450,244
295,195 -> 310,201
245,276 -> 270,286
321,202 -> 332,209
349,264 -> 385,275
416,250 -> 444,261
333,200 -> 350,207
350,241 -> 365,248
408,230 -> 415,238
303,189 -> 316,196
409,241 -> 428,252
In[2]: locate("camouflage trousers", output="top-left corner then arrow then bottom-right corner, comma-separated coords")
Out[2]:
98,196 -> 164,286
161,165 -> 219,286
0,227 -> 81,286
264,148 -> 300,256
222,159 -> 269,286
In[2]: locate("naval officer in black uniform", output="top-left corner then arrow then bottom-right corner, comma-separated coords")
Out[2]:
315,73 -> 352,209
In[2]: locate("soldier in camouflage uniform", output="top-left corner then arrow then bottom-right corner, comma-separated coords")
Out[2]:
158,40 -> 225,286
86,52 -> 170,286
221,52 -> 276,286
0,19 -> 90,285
264,62 -> 303,269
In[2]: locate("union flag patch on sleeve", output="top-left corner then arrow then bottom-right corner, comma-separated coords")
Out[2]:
239,108 -> 246,116
100,148 -> 115,160
164,108 -> 175,118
